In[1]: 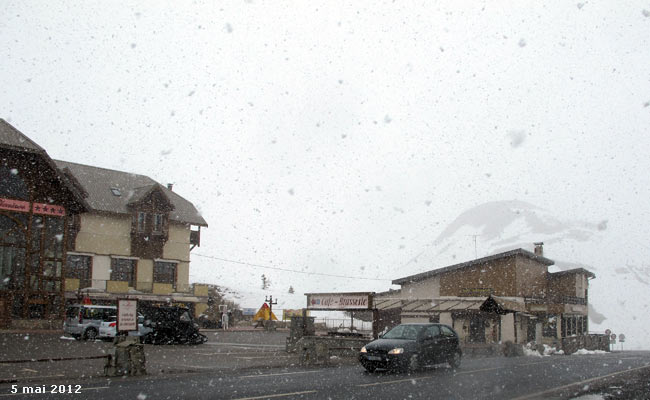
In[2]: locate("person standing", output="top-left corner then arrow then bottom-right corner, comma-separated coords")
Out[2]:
221,310 -> 229,330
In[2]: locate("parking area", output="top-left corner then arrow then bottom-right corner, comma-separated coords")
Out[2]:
0,329 -> 299,383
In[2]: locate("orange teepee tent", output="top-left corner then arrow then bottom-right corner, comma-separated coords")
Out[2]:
253,303 -> 278,321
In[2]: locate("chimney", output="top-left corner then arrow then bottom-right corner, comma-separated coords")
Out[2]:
534,242 -> 544,257
167,183 -> 173,191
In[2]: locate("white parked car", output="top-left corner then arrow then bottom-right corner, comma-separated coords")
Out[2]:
64,304 -> 117,341
99,314 -> 152,341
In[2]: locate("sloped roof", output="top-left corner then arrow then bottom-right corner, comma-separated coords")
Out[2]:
127,185 -> 161,206
54,160 -> 207,226
0,119 -> 46,153
550,267 -> 595,279
0,119 -> 88,213
392,248 -> 554,285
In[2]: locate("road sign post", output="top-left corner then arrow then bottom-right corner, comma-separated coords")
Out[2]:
610,333 -> 617,351
117,299 -> 138,334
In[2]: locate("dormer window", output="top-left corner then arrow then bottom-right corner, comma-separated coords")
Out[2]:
110,187 -> 121,197
153,213 -> 163,233
137,212 -> 146,232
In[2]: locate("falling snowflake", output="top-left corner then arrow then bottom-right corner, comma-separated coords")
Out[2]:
508,130 -> 526,148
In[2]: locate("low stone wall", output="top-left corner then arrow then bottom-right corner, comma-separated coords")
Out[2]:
296,336 -> 371,366
294,334 -> 610,365
562,334 -> 609,355
462,343 -> 511,358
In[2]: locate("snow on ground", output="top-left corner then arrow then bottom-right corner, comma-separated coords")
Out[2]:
524,343 -> 564,357
573,349 -> 608,355
523,346 -> 543,357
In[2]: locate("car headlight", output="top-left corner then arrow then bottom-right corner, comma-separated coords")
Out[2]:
388,348 -> 404,355
360,346 -> 367,353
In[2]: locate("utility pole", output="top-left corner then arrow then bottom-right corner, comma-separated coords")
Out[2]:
265,295 -> 277,319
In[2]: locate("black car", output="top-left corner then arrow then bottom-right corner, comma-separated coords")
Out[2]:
141,306 -> 207,345
359,323 -> 461,372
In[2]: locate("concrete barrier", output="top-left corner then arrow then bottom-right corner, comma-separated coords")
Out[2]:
297,336 -> 371,366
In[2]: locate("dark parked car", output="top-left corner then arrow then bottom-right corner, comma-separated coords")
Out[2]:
359,323 -> 461,372
141,306 -> 207,345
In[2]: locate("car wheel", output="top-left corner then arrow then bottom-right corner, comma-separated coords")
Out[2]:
448,351 -> 461,369
84,328 -> 98,341
407,354 -> 420,372
143,333 -> 154,344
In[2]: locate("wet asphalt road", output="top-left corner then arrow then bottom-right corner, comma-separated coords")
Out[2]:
2,350 -> 649,399
0,330 -> 295,382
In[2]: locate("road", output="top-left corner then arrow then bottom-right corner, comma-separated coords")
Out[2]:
2,351 -> 649,399
0,331 -> 296,381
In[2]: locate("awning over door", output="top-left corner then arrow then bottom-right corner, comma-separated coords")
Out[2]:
373,295 -> 527,314
479,296 -> 527,314
401,298 -> 485,312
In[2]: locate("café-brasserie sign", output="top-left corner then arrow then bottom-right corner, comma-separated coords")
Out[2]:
306,293 -> 373,310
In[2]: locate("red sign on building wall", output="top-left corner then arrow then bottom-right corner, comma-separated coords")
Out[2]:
0,198 -> 30,213
0,198 -> 65,216
32,203 -> 65,216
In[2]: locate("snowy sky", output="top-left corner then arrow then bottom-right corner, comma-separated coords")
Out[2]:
2,1 -> 650,307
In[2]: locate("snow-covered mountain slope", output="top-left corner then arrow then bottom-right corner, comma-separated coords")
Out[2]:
402,200 -> 649,349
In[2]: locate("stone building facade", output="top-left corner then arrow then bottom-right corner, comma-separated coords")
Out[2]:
0,120 -> 209,325
378,244 -> 594,346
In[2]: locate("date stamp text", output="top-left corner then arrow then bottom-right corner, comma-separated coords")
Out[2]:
10,384 -> 82,394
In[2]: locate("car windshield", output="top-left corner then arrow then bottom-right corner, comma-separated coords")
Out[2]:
382,325 -> 424,341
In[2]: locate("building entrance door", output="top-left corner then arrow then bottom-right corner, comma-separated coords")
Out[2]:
527,318 -> 537,342
469,315 -> 486,343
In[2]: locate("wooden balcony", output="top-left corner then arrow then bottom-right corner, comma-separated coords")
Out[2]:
562,296 -> 587,305
190,229 -> 201,248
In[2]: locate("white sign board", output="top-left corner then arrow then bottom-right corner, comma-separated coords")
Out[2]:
118,299 -> 138,332
619,333 -> 626,342
306,293 -> 372,310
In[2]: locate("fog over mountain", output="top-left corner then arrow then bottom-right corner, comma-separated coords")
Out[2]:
415,200 -> 649,349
